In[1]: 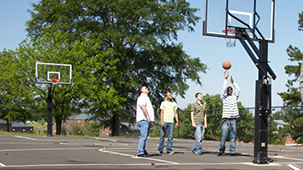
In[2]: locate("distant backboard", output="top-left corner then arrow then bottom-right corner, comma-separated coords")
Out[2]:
35,62 -> 72,85
203,0 -> 275,43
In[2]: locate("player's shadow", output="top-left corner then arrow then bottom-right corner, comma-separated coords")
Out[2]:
148,152 -> 184,157
201,152 -> 252,158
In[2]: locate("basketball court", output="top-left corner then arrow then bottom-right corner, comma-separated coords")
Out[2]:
0,134 -> 302,170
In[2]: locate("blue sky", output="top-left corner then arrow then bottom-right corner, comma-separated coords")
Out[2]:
0,0 -> 303,109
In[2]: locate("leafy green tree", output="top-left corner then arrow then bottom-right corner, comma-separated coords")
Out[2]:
236,103 -> 254,143
203,94 -> 222,141
25,0 -> 207,136
0,50 -> 35,131
175,107 -> 195,139
276,12 -> 303,143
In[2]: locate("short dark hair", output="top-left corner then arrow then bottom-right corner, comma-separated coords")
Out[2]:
195,92 -> 202,98
139,86 -> 146,93
165,92 -> 171,97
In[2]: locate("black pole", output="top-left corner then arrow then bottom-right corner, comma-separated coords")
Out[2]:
46,84 -> 56,137
252,40 -> 270,164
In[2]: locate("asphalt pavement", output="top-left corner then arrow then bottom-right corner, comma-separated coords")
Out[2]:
0,134 -> 302,170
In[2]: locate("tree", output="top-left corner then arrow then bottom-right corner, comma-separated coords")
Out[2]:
0,50 -> 35,131
236,103 -> 254,143
276,12 -> 303,143
25,0 -> 207,135
203,94 -> 222,141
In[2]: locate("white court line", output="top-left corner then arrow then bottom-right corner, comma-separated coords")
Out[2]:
4,163 -> 173,168
99,149 -> 179,164
14,135 -> 37,141
273,156 -> 303,162
60,142 -> 77,145
0,163 -> 6,167
0,147 -> 96,152
94,138 -> 117,142
3,162 -> 289,168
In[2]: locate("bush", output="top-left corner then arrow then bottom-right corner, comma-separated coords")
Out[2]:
83,122 -> 100,137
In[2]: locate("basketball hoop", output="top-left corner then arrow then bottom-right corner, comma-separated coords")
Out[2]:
50,78 -> 60,86
222,29 -> 236,48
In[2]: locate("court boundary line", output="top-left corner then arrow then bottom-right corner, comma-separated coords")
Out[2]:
4,161 -> 297,168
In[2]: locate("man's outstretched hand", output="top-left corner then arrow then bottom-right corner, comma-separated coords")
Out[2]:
224,71 -> 229,79
230,76 -> 234,83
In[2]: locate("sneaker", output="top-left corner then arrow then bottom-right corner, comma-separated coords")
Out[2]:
156,151 -> 163,154
218,152 -> 223,156
137,153 -> 148,157
167,151 -> 175,155
195,152 -> 202,155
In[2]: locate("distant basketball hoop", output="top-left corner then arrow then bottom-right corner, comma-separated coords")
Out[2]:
222,29 -> 236,48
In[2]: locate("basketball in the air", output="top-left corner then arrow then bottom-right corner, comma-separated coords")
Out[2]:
222,61 -> 231,70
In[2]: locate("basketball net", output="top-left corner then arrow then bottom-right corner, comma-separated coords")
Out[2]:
223,29 -> 236,48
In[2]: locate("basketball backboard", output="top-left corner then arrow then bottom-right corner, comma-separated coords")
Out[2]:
203,0 -> 275,43
35,62 -> 72,85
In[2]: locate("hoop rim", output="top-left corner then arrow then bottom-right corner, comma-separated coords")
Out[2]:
50,78 -> 60,84
222,29 -> 236,33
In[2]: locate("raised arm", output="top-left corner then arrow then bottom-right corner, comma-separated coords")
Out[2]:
230,76 -> 240,99
233,81 -> 240,99
221,72 -> 229,100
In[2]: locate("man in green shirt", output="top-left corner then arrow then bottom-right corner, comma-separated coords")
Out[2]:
191,92 -> 207,155
156,92 -> 179,155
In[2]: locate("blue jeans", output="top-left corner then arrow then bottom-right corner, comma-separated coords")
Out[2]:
137,120 -> 150,155
157,122 -> 174,153
191,124 -> 205,154
219,119 -> 237,153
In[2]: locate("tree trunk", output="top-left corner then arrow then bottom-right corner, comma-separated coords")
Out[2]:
111,112 -> 120,136
55,116 -> 62,135
6,120 -> 10,132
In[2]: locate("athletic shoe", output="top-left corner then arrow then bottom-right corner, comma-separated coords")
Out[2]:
156,151 -> 163,154
218,152 -> 223,156
195,152 -> 202,155
167,151 -> 174,155
137,153 -> 148,157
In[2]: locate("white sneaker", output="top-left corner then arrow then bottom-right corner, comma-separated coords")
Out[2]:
168,151 -> 174,155
156,151 -> 163,154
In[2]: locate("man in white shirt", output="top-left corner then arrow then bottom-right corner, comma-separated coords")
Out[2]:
136,86 -> 154,157
218,72 -> 240,156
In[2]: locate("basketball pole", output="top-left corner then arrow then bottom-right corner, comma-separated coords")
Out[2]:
46,83 -> 57,137
236,29 -> 276,164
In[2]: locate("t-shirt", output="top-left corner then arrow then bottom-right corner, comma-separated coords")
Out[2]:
160,101 -> 177,123
136,94 -> 154,122
191,101 -> 206,124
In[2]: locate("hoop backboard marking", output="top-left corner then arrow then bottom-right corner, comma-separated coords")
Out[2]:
203,0 -> 275,43
35,62 -> 72,85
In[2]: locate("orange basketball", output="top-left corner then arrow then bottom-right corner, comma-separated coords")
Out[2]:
222,61 -> 231,70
